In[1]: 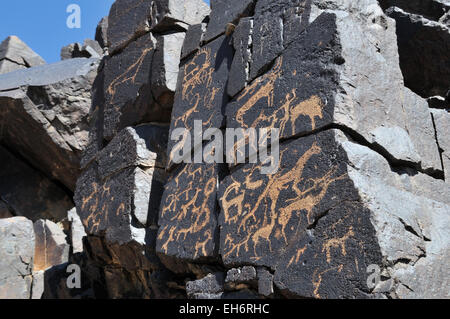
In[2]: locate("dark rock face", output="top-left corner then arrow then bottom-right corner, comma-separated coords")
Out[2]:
0,58 -> 99,190
0,146 -> 73,221
387,7 -> 450,98
157,163 -> 220,262
167,35 -> 233,167
1,0 -> 449,300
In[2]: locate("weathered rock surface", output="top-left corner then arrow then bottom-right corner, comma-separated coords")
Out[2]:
0,217 -> 35,299
107,0 -> 209,54
0,36 -> 45,74
386,6 -> 450,98
0,58 -> 99,190
68,208 -> 87,254
33,219 -> 70,271
431,109 -> 450,182
0,146 -> 73,221
61,39 -> 103,60
2,0 -> 448,300
95,17 -> 109,49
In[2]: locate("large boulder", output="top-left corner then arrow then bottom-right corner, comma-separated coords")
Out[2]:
0,58 -> 99,190
0,36 -> 45,74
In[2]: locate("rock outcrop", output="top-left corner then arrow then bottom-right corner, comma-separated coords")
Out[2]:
0,36 -> 45,74
0,0 -> 448,300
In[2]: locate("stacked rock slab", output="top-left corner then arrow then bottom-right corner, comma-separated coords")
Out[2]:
74,0 -> 210,298
0,36 -> 45,74
0,217 -> 35,299
155,0 -> 449,299
0,57 -> 99,191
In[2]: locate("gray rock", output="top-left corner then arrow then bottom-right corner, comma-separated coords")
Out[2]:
181,23 -> 206,60
0,217 -> 35,299
227,17 -> 253,97
379,0 -> 450,21
0,146 -> 73,221
61,40 -> 103,60
186,273 -> 225,298
151,32 -> 186,107
204,0 -> 255,42
0,58 -> 98,90
31,270 -> 45,299
431,109 -> 450,182
107,0 -> 209,54
0,58 -> 99,190
33,219 -> 70,271
0,36 -> 45,74
96,17 -> 109,48
0,200 -> 13,219
67,208 -> 87,254
257,268 -> 274,297
314,1 -> 442,172
386,6 -> 450,98
225,266 -> 257,290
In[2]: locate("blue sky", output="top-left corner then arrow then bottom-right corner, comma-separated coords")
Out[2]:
0,0 -> 210,64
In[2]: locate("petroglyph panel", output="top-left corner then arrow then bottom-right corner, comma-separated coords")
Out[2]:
157,163 -> 220,261
226,13 -> 339,147
218,130 -> 381,297
104,34 -> 170,139
167,35 -> 233,167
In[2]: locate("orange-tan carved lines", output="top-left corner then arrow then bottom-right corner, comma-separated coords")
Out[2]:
174,47 -> 218,129
81,182 -> 98,211
290,95 -> 324,131
158,225 -> 176,254
288,245 -> 308,267
312,265 -> 344,298
322,226 -> 355,263
107,47 -> 153,108
182,47 -> 213,100
235,58 -> 283,126
194,230 -> 213,259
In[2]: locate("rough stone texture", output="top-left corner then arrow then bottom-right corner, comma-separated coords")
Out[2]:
33,219 -> 70,271
181,23 -> 206,60
186,272 -> 225,298
75,124 -> 168,244
227,17 -> 253,98
309,1 -> 442,173
204,0 -> 255,42
103,34 -> 159,140
0,58 -> 99,190
386,7 -> 450,98
0,217 -> 35,299
0,146 -> 73,221
431,109 -> 450,182
0,36 -> 45,74
107,0 -> 209,54
2,0 -> 448,300
334,129 -> 450,299
257,267 -> 274,297
61,39 -> 103,60
157,163 -> 220,262
0,200 -> 13,219
379,0 -> 450,21
151,32 -> 186,109
68,208 -> 87,254
95,17 -> 109,49
167,35 -> 233,167
225,266 -> 257,290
